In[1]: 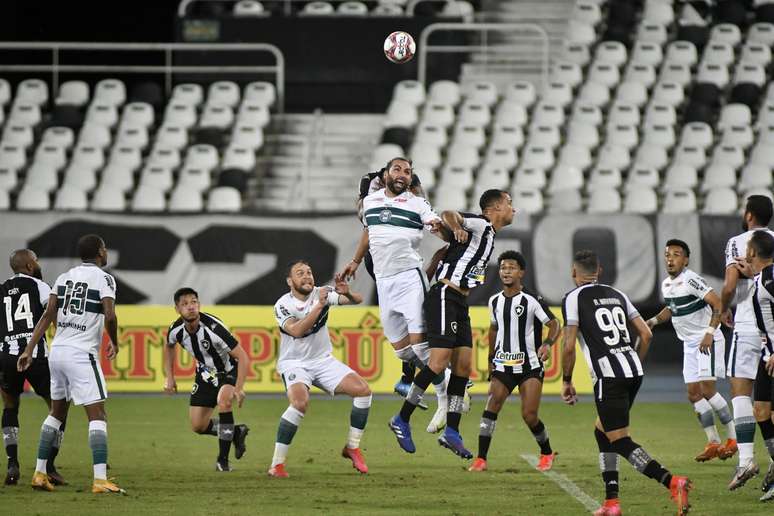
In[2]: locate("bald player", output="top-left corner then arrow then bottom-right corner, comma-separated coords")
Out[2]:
0,250 -> 65,486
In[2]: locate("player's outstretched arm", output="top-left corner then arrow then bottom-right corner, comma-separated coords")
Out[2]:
17,293 -> 57,371
561,325 -> 578,405
102,297 -> 119,360
487,322 -> 497,377
163,344 -> 177,394
631,316 -> 652,362
334,274 -> 363,305
228,345 -> 249,407
647,307 -> 671,328
698,290 -> 723,354
720,265 -> 740,327
441,210 -> 468,243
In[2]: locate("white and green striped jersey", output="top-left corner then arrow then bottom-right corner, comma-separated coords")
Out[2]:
52,263 -> 116,356
361,189 -> 439,279
661,268 -> 718,345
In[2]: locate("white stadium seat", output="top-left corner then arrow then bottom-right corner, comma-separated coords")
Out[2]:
588,63 -> 621,89
78,123 -> 111,149
541,83 -> 573,108
557,144 -> 592,172
121,102 -> 154,128
562,42 -> 591,67
623,187 -> 658,214
720,125 -> 754,149
42,126 -> 75,150
571,103 -> 603,127
131,185 -> 166,212
428,80 -> 461,106
237,102 -> 270,128
701,42 -> 735,67
701,164 -> 736,191
663,164 -> 698,191
7,103 -> 41,127
680,122 -> 713,150
438,165 -> 474,190
90,185 -> 127,212
702,188 -> 738,214
520,145 -> 555,170
748,22 -> 774,47
54,185 -> 88,211
463,81 -> 498,107
199,103 -> 234,130
588,167 -> 622,190
207,186 -> 242,212
644,103 -> 677,126
93,79 -> 126,106
531,102 -> 564,127
0,79 -> 11,108
607,104 -> 641,127
547,164 -> 583,192
566,123 -> 600,150
526,125 -> 561,150
338,2 -> 368,15
696,63 -> 730,89
614,82 -> 648,108
392,80 -> 426,107
108,147 -> 142,172
147,147 -> 181,170
24,163 -> 59,193
445,144 -> 480,169
452,124 -> 486,150
422,103 -> 454,128
490,125 -> 524,149
16,79 -> 48,107
662,189 -> 697,214
178,167 -> 212,193
185,144 -> 220,172
672,145 -> 707,170
596,144 -> 630,170
550,62 -> 583,88
633,143 -> 669,171
740,44 -> 771,68
510,188 -> 544,214
231,124 -> 263,150
2,125 -> 34,150
624,64 -> 657,88
221,146 -> 256,171
164,102 -> 198,129
100,164 -> 135,194
476,165 -> 509,190
114,125 -> 149,150
503,81 -> 536,108
16,185 -> 50,211
709,23 -> 742,46
738,164 -> 772,191
458,102 -> 491,127
139,165 -> 174,193
631,41 -> 664,67
483,145 -> 518,170
664,41 -> 698,67
577,82 -> 611,108
33,145 -> 65,171
0,168 -> 18,192
171,83 -> 204,106
207,81 -> 241,108
660,64 -> 691,88
587,188 -> 621,214
155,125 -> 189,151
512,166 -> 546,190
719,103 -> 752,130
710,145 -> 746,170
169,185 -> 204,212
651,82 -> 684,107
594,41 -> 628,67
62,164 -> 98,192
638,23 -> 668,45
56,80 -> 89,107
548,188 -> 583,213
642,0 -> 673,25
625,166 -> 660,190
494,102 -> 528,127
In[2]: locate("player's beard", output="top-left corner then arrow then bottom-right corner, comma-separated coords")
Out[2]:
32,266 -> 43,280
385,176 -> 407,195
742,219 -> 749,232
293,280 -> 314,296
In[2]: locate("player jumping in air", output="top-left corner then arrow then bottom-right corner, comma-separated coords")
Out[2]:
389,189 -> 514,459
561,250 -> 692,516
648,239 -> 737,462
164,287 -> 250,472
268,261 -> 371,477
1,249 -> 65,485
720,195 -> 774,489
17,235 -> 125,494
468,251 -> 560,473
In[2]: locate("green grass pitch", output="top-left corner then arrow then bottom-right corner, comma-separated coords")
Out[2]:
2,395 -> 772,515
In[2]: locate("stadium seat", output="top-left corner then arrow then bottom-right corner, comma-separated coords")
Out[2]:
0,79 -> 10,109
571,103 -> 603,127
414,123 -> 448,148
541,83 -> 573,108
615,82 -> 648,108
642,124 -> 676,149
392,80 -> 425,107
587,188 -> 621,214
759,124 -> 774,145
510,188 -> 544,214
682,101 -> 715,125
85,103 -> 119,129
660,64 -> 691,88
526,125 -> 561,150
155,125 -> 188,151
588,64 -> 621,89
588,167 -> 622,190
572,0 -> 602,25
623,187 -> 658,214
90,185 -> 126,212
24,163 -> 58,192
463,81 -> 498,107
476,165 -> 509,190
55,81 -> 89,107
384,101 -> 418,128
93,79 -> 126,107
100,164 -> 135,193
221,145 -> 255,171
178,167 -> 211,193
520,145 -> 555,170
677,24 -> 709,52
709,23 -> 742,46
207,186 -> 241,212
483,145 -> 518,170
236,101 -> 270,128
644,103 -> 676,126
108,146 -> 142,172
372,3 -> 404,15
139,165 -> 174,192
642,0 -> 674,25
169,185 -> 204,212
624,64 -> 657,89
720,125 -> 754,149
748,22 -> 774,46
234,0 -> 267,15
730,83 -> 762,110
594,41 -> 628,67
422,103 -> 454,128
62,164 -> 97,192
48,105 -> 82,131
452,125 -> 486,150
664,41 -> 698,67
122,102 -> 154,128
548,188 -> 583,213
749,142 -> 774,168
631,42 -> 664,67
16,185 -> 50,211
566,21 -> 596,46
494,102 -> 528,127
458,102 -> 491,127
663,164 -> 698,190
300,1 -> 335,15
207,81 -> 240,108
2,125 -> 33,150
710,145 -> 745,170
638,23 -> 668,45
624,166 -> 660,190
596,144 -> 631,170
42,126 -> 75,150
171,83 -> 204,107
557,144 -> 592,171
8,103 -> 41,127
550,62 -> 583,89
15,79 -> 48,107
606,124 -> 638,151
432,185 -> 467,212
372,143 -> 405,167
381,127 -> 411,149
114,126 -> 149,150
131,185 -> 166,212
696,63 -> 730,89
200,104 -> 234,129
562,42 -> 591,67
512,166 -> 546,190
531,103 -> 564,127
54,185 -> 88,211
0,145 -> 25,172
218,168 -> 248,193
701,164 -> 735,191
0,168 -> 17,192
231,124 -> 263,150
701,187 -> 738,214
672,145 -> 707,170
147,147 -> 181,170
680,122 -> 713,149
578,82 -> 611,108
164,102 -> 198,129
740,43 -> 771,67
651,82 -> 684,107
33,145 -> 64,171
338,1 -> 368,15
738,164 -> 772,191
428,80 -> 461,106
438,165 -> 474,189
547,164 -> 583,192
734,64 -> 766,88
758,103 -> 774,127
662,189 -> 697,214
445,144 -> 480,169
490,125 -> 524,149
71,145 -> 105,171
719,103 -> 752,130
690,82 -> 722,108
503,81 -> 536,108
633,143 -> 669,171
701,42 -> 734,67
566,122 -> 600,150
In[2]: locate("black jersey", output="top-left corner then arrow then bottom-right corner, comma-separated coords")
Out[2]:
167,312 -> 239,375
753,263 -> 774,362
435,213 -> 496,290
562,283 -> 644,380
0,274 -> 51,357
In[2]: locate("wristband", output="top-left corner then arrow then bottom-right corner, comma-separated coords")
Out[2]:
705,326 -> 716,335
562,375 -> 572,383
647,317 -> 658,327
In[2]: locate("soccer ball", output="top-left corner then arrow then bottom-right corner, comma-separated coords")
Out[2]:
384,31 -> 416,64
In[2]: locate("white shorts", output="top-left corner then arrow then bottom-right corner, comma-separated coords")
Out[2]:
683,334 -> 726,384
376,268 -> 428,343
49,346 -> 108,406
278,355 -> 355,396
727,331 -> 764,380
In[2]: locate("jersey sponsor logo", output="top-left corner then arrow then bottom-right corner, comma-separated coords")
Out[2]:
379,209 -> 393,223
394,198 -> 407,203
465,265 -> 486,283
687,278 -> 705,291
57,321 -> 87,331
493,350 -> 525,366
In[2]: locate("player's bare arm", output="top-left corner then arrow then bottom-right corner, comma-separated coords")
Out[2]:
720,264 -> 740,327
282,289 -> 330,338
163,344 -> 177,394
540,319 -> 561,362
561,324 -> 578,405
698,290 -> 723,355
16,292 -> 57,372
647,307 -> 672,328
102,297 -> 119,360
631,316 -> 653,362
228,344 -> 249,407
441,210 -> 468,243
487,322 -> 497,377
334,274 -> 363,305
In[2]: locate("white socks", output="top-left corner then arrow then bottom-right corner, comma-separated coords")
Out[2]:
347,395 -> 372,449
708,392 -> 737,440
732,396 -> 756,467
693,399 -> 720,443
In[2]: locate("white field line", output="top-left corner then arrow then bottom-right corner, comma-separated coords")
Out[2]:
520,454 -> 601,514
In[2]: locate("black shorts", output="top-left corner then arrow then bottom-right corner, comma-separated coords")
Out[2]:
189,369 -> 237,408
0,353 -> 50,399
425,283 -> 472,348
754,359 -> 774,404
594,376 -> 643,432
491,368 -> 543,393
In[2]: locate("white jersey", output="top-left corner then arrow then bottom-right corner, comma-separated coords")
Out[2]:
361,189 -> 439,279
662,268 -> 722,345
52,263 -> 116,355
725,228 -> 774,334
274,287 -> 340,372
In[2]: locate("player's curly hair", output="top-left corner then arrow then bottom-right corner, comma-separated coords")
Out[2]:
498,250 -> 526,270
173,287 -> 199,304
665,239 -> 690,257
77,234 -> 104,262
573,249 -> 599,273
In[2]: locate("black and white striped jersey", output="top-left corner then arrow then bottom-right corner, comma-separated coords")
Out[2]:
562,283 -> 643,381
0,273 -> 50,357
753,264 -> 774,362
435,213 -> 496,290
167,312 -> 239,375
489,290 -> 555,374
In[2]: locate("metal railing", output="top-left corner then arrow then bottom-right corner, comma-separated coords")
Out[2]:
417,22 -> 550,88
179,0 -> 379,17
0,42 -> 286,112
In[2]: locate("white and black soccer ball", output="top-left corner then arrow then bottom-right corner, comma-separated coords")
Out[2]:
384,31 -> 416,64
